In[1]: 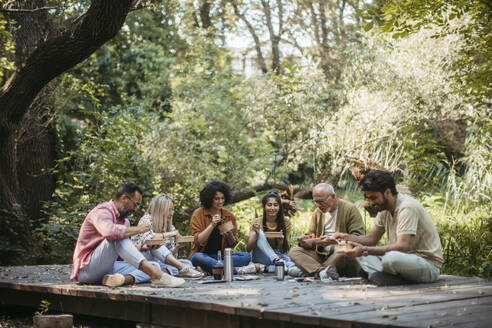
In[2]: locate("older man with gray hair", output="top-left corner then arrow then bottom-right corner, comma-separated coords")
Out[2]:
288,183 -> 365,280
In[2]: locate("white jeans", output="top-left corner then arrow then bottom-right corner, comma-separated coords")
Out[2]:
358,251 -> 440,283
78,238 -> 151,284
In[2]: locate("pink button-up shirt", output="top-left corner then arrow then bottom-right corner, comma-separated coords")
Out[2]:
70,200 -> 129,281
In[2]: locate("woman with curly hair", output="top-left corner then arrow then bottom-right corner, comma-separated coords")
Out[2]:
246,192 -> 295,272
189,181 -> 251,274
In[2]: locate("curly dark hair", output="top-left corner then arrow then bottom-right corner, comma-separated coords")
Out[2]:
262,192 -> 289,253
199,181 -> 232,209
360,170 -> 398,195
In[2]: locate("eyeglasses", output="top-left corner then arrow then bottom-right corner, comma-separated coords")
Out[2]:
126,194 -> 141,208
312,194 -> 335,204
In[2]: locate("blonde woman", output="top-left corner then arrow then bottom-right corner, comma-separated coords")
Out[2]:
131,194 -> 203,278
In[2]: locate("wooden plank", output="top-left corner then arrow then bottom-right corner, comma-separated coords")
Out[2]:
176,236 -> 194,243
326,295 -> 492,327
218,221 -> 234,234
265,232 -> 284,239
391,297 -> 492,327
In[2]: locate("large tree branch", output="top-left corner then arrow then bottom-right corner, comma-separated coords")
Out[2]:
232,183 -> 305,203
231,2 -> 268,73
0,0 -> 133,128
260,0 -> 281,73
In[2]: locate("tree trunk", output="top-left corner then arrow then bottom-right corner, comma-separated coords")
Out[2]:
0,0 -> 134,264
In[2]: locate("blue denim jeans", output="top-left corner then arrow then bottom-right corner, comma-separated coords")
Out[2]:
113,245 -> 193,283
252,230 -> 295,272
191,251 -> 251,274
77,238 -> 147,284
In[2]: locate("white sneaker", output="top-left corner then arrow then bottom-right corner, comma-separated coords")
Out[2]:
319,265 -> 339,281
102,273 -> 125,288
179,266 -> 204,279
235,263 -> 257,275
287,265 -> 304,277
152,273 -> 185,288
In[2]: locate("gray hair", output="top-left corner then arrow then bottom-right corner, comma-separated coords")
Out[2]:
313,183 -> 335,194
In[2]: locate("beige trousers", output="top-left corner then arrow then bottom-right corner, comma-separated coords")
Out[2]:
289,246 -> 360,277
358,251 -> 440,283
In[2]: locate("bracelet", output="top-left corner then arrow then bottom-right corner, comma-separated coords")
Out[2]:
362,246 -> 369,257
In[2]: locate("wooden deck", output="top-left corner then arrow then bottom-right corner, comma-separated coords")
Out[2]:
1,265 -> 491,327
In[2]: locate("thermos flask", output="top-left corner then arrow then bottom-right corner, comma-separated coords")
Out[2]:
275,260 -> 285,280
224,248 -> 233,282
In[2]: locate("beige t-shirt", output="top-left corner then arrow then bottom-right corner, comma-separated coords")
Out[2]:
375,194 -> 444,268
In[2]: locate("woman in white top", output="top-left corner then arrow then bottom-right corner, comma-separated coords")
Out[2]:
131,194 -> 202,278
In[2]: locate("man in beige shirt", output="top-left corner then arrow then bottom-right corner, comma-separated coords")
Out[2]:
289,183 -> 364,280
334,170 -> 443,285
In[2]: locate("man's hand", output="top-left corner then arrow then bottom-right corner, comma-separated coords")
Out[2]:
342,241 -> 364,257
315,235 -> 337,247
297,234 -> 311,242
298,234 -> 314,249
331,232 -> 350,243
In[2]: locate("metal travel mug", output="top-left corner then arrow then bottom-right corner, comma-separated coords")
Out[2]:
275,260 -> 285,281
224,248 -> 233,282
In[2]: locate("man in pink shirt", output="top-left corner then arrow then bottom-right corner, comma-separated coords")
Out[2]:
71,183 -> 185,288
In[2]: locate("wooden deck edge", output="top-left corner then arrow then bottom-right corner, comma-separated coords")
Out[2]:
0,281 -> 407,328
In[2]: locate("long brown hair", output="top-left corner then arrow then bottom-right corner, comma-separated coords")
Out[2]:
262,192 -> 289,253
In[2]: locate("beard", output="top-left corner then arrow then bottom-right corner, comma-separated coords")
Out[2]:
118,205 -> 131,219
377,194 -> 390,212
364,194 -> 390,216
364,204 -> 379,217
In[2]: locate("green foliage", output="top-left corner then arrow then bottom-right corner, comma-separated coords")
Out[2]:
401,126 -> 448,194
35,300 -> 51,316
371,1 -> 491,107
0,12 -> 14,83
38,108 -> 158,260
423,196 -> 492,278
